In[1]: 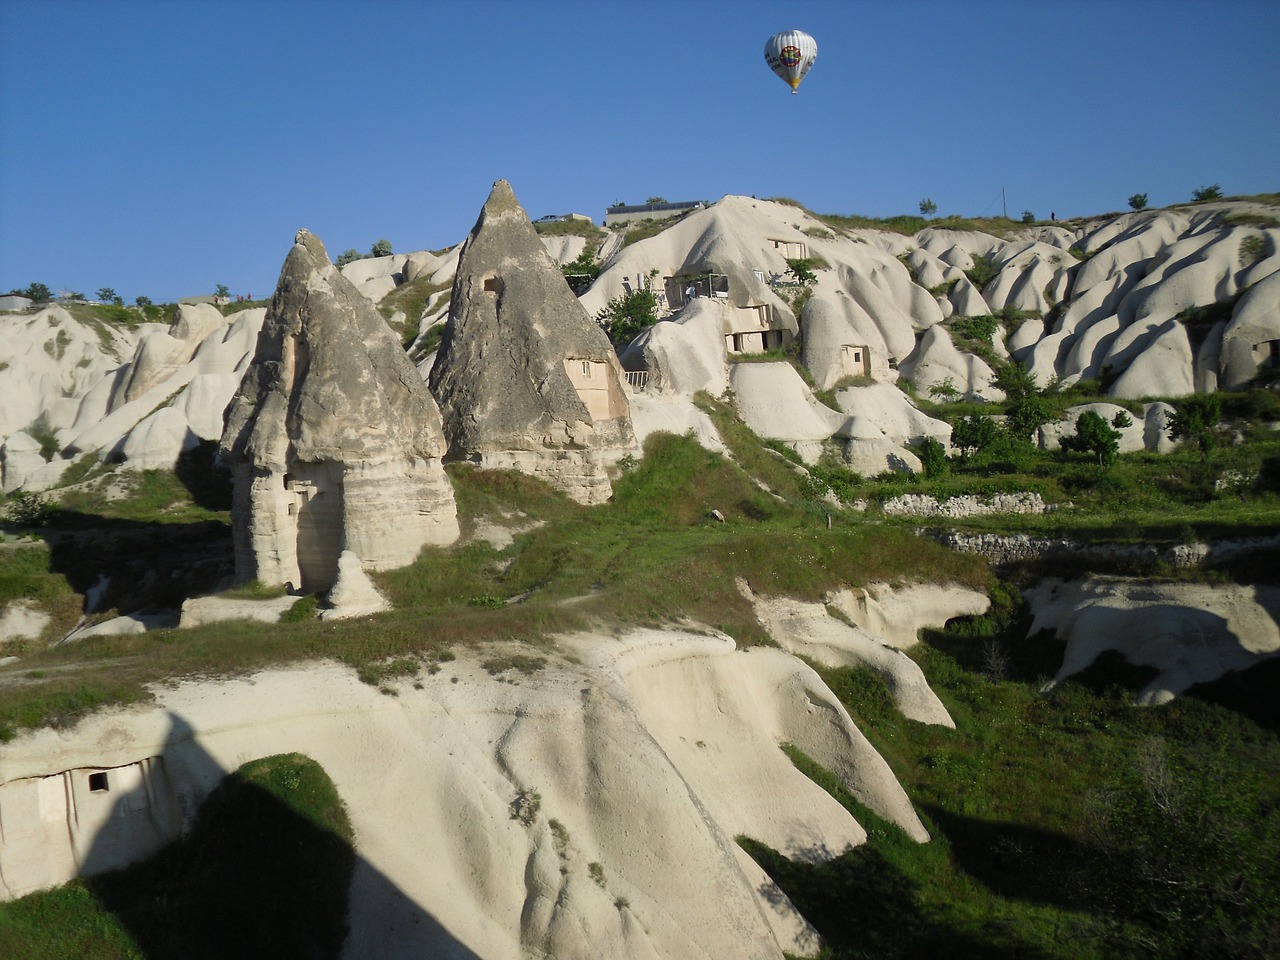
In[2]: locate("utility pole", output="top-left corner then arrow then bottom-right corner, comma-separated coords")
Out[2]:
1002,186 -> 1007,220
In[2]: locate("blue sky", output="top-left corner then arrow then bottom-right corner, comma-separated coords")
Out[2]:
2,0 -> 1277,303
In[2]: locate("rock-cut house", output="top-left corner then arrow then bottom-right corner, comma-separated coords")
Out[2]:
220,230 -> 459,593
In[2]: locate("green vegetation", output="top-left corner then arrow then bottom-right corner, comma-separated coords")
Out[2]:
533,218 -> 606,241
7,282 -> 51,302
919,197 -> 937,217
1127,192 -> 1148,211
743,600 -> 1280,960
1192,183 -> 1224,202
596,288 -> 658,347
0,753 -> 354,959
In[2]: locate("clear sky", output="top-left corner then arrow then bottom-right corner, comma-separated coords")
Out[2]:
2,0 -> 1277,304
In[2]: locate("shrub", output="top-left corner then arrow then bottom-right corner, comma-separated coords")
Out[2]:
596,289 -> 658,347
784,257 -> 820,285
916,437 -> 949,478
1240,234 -> 1267,267
951,415 -> 999,458
1191,183 -> 1223,202
919,198 -> 937,217
1169,394 -> 1222,459
335,249 -> 361,268
1021,210 -> 1035,224
964,255 -> 1000,289
1128,192 -> 1149,211
3,491 -> 56,526
370,239 -> 393,257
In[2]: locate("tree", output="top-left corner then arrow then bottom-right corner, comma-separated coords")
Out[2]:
1128,192 -> 1149,211
1061,410 -> 1122,467
11,282 -> 51,302
1168,394 -> 1221,459
335,248 -> 361,268
135,295 -> 152,308
370,239 -> 393,258
1191,183 -> 1223,202
1021,210 -> 1035,224
950,415 -> 999,458
645,196 -> 667,204
215,284 -> 230,300
96,287 -> 122,305
919,198 -> 937,217
784,257 -> 818,285
596,289 -> 658,348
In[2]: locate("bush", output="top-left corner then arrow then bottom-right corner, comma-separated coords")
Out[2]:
1192,183 -> 1223,202
3,491 -> 56,526
1128,192 -> 1149,211
370,239 -> 393,258
916,437 -> 949,478
335,249 -> 361,268
964,255 -> 1000,289
596,289 -> 658,347
1021,210 -> 1035,224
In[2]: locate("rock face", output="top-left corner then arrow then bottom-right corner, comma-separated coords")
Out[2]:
220,230 -> 459,593
1026,577 -> 1280,705
429,180 -> 637,504
0,629 -> 932,957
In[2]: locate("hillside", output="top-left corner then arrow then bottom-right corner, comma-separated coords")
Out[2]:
1,189 -> 1278,958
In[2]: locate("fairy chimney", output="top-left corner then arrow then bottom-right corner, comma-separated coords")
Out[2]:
428,179 -> 637,504
220,229 -> 459,592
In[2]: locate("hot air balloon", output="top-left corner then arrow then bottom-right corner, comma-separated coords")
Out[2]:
764,29 -> 817,95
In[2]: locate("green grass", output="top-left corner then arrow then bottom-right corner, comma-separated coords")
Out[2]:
0,753 -> 354,959
741,612 -> 1280,960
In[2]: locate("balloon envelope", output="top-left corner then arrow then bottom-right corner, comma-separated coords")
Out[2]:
764,30 -> 817,94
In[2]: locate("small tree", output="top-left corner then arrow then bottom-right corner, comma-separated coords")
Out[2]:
916,436 -> 949,478
1168,394 -> 1221,459
928,376 -> 962,403
596,289 -> 658,348
135,295 -> 152,308
784,257 -> 818,285
1061,410 -> 1122,467
1021,210 -> 1035,224
950,415 -> 999,459
370,239 -> 393,258
1128,192 -> 1149,211
645,196 -> 667,204
214,284 -> 230,300
1191,183 -> 1223,202
335,248 -> 361,268
96,287 -> 117,303
919,198 -> 937,217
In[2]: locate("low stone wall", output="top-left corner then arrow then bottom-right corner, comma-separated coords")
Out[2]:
882,492 -> 1053,518
929,530 -> 1280,569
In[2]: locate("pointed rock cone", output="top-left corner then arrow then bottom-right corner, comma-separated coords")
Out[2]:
221,229 -> 459,592
428,179 -> 638,504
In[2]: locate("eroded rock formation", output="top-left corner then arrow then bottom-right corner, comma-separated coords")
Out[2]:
429,180 -> 637,504
220,230 -> 458,592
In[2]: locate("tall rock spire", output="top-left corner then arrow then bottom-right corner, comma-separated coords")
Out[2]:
428,180 -> 637,504
221,229 -> 458,592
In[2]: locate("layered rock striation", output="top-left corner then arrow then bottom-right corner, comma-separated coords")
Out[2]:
429,180 -> 637,504
220,230 -> 458,592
